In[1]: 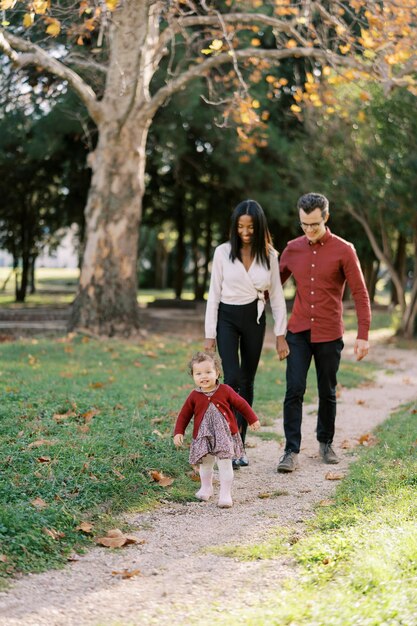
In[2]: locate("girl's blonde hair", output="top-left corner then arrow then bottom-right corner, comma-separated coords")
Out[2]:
188,351 -> 222,377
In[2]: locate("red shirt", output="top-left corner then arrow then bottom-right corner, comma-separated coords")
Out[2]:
279,228 -> 371,342
174,384 -> 259,439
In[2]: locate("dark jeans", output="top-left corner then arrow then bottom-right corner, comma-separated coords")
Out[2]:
216,300 -> 265,444
283,330 -> 344,453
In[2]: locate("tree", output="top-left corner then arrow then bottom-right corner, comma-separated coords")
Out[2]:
0,96 -> 90,301
1,1 -> 416,334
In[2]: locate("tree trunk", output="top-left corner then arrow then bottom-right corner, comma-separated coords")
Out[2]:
173,202 -> 186,299
390,233 -> 406,306
69,123 -> 149,335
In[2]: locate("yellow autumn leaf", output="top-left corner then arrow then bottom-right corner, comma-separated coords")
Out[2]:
46,20 -> 61,37
251,38 -> 261,46
23,13 -> 35,27
0,0 -> 16,9
209,39 -> 223,51
286,39 -> 297,49
251,99 -> 260,109
105,0 -> 119,10
290,104 -> 302,113
32,0 -> 50,15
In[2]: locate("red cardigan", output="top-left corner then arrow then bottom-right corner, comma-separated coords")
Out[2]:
174,384 -> 259,439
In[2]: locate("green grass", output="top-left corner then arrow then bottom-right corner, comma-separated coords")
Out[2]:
0,334 -> 376,583
204,403 -> 417,625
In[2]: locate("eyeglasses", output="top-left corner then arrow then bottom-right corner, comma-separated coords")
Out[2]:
300,221 -> 324,231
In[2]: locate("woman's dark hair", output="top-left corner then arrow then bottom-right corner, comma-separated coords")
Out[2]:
229,199 -> 272,269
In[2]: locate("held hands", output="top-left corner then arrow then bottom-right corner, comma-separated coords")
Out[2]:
173,434 -> 184,447
249,420 -> 261,431
276,335 -> 290,361
354,339 -> 369,362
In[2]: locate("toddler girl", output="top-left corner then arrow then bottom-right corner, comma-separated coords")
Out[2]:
173,351 -> 260,508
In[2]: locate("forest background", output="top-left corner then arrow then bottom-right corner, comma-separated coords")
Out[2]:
0,1 -> 416,337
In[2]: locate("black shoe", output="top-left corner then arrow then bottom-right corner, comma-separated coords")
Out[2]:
232,459 -> 241,470
238,455 -> 249,467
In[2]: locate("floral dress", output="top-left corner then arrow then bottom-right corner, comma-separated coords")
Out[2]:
189,387 -> 245,465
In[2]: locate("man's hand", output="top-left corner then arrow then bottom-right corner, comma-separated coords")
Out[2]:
249,420 -> 260,431
276,335 -> 290,361
354,338 -> 369,361
204,338 -> 216,352
173,434 -> 184,447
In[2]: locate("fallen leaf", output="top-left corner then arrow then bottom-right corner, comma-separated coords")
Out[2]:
82,408 -> 100,422
112,469 -> 125,480
95,528 -> 140,548
358,433 -> 377,446
385,358 -> 400,365
319,499 -> 335,506
37,456 -> 52,463
90,382 -> 104,389
0,555 -> 8,563
77,424 -> 90,434
53,409 -> 76,422
340,439 -> 351,449
28,439 -> 55,449
187,470 -> 200,482
325,472 -> 344,481
31,497 -> 48,509
257,492 -> 271,499
43,527 -> 65,540
76,521 -> 94,534
133,361 -> 143,367
112,568 -> 142,579
149,470 -> 174,487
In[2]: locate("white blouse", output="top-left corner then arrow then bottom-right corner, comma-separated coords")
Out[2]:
205,242 -> 287,339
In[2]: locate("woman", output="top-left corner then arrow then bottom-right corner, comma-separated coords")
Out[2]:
204,199 -> 288,467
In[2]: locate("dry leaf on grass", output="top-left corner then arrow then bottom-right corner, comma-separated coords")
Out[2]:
319,499 -> 335,506
37,456 -> 52,463
53,409 -> 76,422
28,439 -> 56,448
325,472 -> 344,481
112,568 -> 142,579
95,528 -> 142,549
257,492 -> 272,499
76,522 -> 94,534
31,497 -> 48,509
43,527 -> 65,540
149,470 -> 174,487
358,433 -> 378,446
82,408 -> 100,422
187,470 -> 200,482
0,555 -> 8,563
356,399 -> 366,405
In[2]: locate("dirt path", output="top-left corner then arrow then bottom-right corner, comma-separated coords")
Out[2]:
1,332 -> 416,626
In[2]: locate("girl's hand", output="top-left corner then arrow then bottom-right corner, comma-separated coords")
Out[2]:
173,434 -> 184,447
204,338 -> 216,352
249,420 -> 260,431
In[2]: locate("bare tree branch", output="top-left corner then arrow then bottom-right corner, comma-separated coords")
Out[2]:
143,45 -> 362,119
0,29 -> 102,124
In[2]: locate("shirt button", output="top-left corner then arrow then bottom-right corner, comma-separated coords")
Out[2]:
311,318 -> 315,321
313,251 -> 317,254
311,278 -> 314,281
311,291 -> 314,295
311,304 -> 314,308
311,264 -> 315,268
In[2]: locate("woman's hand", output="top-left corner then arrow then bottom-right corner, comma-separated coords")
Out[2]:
204,338 -> 216,352
173,434 -> 184,447
276,335 -> 290,361
249,420 -> 260,431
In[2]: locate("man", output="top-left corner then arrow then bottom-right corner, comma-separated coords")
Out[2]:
277,193 -> 371,473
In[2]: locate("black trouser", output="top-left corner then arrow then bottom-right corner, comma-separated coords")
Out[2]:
216,300 -> 265,444
283,330 -> 344,453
